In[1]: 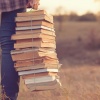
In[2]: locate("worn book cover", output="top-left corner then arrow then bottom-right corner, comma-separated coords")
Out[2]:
16,20 -> 54,28
11,33 -> 55,40
17,10 -> 48,17
11,49 -> 57,61
18,68 -> 59,76
15,64 -> 61,71
16,29 -> 55,35
22,72 -> 58,79
15,57 -> 59,67
16,15 -> 53,23
14,38 -> 56,49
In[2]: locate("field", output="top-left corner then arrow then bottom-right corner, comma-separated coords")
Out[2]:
0,15 -> 100,99
13,21 -> 100,100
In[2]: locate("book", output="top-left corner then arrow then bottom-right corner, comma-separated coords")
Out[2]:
11,47 -> 56,54
18,69 -> 59,76
16,15 -> 53,23
11,49 -> 57,61
26,78 -> 61,91
26,83 -> 61,91
12,10 -> 62,92
14,42 -> 56,49
24,76 -> 58,84
15,64 -> 61,71
26,79 -> 58,87
14,39 -> 56,49
16,20 -> 54,28
16,25 -> 54,31
16,29 -> 55,35
15,57 -> 59,67
22,72 -> 57,79
11,33 -> 55,40
17,10 -> 53,22
16,38 -> 55,44
17,10 -> 48,17
12,52 -> 57,61
19,76 -> 61,92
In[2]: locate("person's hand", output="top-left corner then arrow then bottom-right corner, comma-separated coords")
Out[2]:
26,0 -> 40,10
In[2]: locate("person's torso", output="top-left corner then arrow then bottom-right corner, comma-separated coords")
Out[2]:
0,0 -> 28,12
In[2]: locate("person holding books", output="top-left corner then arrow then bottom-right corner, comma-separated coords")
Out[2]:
0,0 -> 40,100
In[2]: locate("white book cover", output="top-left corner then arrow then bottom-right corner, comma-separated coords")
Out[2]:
16,26 -> 54,32
16,64 -> 61,71
11,48 -> 55,55
18,68 -> 59,75
25,76 -> 58,84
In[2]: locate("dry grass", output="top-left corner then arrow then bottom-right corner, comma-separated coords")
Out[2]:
18,21 -> 100,100
55,21 -> 100,41
18,66 -> 100,100
60,65 -> 100,100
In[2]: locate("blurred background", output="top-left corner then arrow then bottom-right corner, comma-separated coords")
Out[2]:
19,0 -> 100,100
39,0 -> 100,65
0,0 -> 99,100
38,0 -> 100,100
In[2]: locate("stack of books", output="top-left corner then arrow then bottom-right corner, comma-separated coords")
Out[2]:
11,10 -> 61,91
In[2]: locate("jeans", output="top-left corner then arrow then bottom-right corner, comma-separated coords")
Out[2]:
0,8 -> 25,99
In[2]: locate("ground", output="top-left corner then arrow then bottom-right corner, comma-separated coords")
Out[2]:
18,65 -> 100,100
18,21 -> 100,100
1,21 -> 100,100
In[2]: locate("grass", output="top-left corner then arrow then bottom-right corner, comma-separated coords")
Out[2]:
61,66 -> 100,100
17,21 -> 100,100
18,65 -> 100,100
56,21 -> 100,65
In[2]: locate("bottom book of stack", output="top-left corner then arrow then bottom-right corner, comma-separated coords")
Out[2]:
19,68 -> 61,91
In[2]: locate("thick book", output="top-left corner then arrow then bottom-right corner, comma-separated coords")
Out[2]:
19,76 -> 61,92
12,52 -> 57,61
11,47 -> 56,54
16,20 -> 54,28
11,49 -> 57,61
16,29 -> 55,35
22,72 -> 57,79
18,68 -> 59,76
17,10 -> 53,21
14,39 -> 56,49
11,33 -> 55,40
24,76 -> 58,84
15,38 -> 55,44
17,10 -> 49,17
16,14 -> 53,23
15,64 -> 61,71
15,57 -> 59,67
25,78 -> 61,86
16,25 -> 54,32
26,79 -> 58,87
26,83 -> 61,91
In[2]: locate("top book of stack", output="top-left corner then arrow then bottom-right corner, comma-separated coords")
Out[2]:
16,10 -> 53,27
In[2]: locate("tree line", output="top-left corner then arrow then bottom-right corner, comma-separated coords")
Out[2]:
54,12 -> 100,22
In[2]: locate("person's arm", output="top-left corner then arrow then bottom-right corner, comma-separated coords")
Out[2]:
27,0 -> 40,10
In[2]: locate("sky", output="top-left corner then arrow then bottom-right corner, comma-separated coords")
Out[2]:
39,0 -> 100,15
